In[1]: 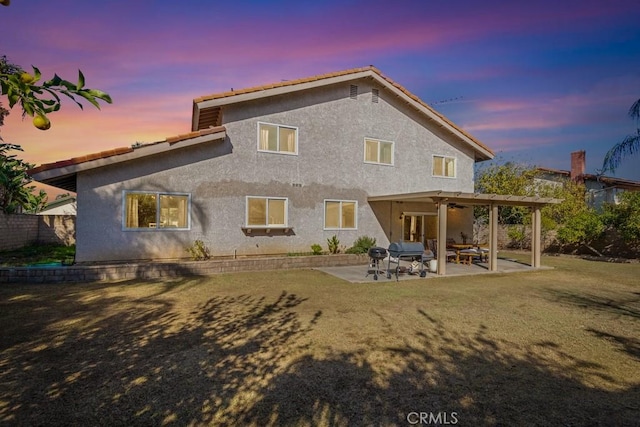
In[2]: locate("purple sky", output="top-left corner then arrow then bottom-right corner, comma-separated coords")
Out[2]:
2,0 -> 640,189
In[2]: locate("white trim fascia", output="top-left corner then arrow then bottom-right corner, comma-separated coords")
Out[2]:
31,130 -> 226,182
366,74 -> 494,160
195,69 -> 493,160
196,71 -> 375,110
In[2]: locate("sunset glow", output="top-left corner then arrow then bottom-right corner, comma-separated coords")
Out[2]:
3,0 -> 639,189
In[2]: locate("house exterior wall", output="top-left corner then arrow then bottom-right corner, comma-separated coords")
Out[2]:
75,79 -> 477,262
535,174 -> 626,210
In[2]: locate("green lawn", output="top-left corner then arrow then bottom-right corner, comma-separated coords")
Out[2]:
0,244 -> 75,267
0,254 -> 638,426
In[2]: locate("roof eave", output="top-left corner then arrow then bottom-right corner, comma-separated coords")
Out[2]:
193,68 -> 494,161
195,70 -> 375,111
30,128 -> 227,192
368,190 -> 562,207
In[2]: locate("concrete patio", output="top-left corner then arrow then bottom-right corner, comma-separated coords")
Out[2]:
316,257 -> 549,283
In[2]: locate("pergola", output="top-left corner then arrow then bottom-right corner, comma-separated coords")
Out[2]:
368,191 -> 562,275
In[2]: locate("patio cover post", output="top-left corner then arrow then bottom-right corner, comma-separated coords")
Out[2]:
531,206 -> 542,268
489,203 -> 499,271
437,201 -> 448,275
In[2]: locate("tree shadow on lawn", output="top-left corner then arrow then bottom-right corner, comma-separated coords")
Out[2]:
1,281 -> 639,426
0,281 -> 320,426
544,288 -> 640,319
238,310 -> 640,426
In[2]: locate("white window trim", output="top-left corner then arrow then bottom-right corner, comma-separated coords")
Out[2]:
432,154 -> 457,178
257,121 -> 299,155
363,137 -> 394,166
122,191 -> 191,231
323,199 -> 358,230
245,196 -> 289,228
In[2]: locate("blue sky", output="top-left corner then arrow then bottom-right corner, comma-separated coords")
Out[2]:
2,0 -> 640,185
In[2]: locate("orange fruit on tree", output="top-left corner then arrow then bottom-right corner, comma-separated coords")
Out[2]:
33,114 -> 51,130
20,72 -> 35,84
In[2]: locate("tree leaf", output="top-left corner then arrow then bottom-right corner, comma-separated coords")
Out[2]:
84,89 -> 113,103
77,69 -> 85,89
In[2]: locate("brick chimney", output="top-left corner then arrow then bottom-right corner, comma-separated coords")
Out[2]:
570,150 -> 586,183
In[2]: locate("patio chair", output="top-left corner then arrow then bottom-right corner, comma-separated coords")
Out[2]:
427,239 -> 457,263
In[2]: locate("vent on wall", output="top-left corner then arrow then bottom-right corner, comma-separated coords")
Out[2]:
372,88 -> 379,103
350,84 -> 358,99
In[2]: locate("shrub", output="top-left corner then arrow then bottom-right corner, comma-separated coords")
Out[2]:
186,239 -> 211,261
556,210 -> 605,245
602,192 -> 640,243
311,243 -> 323,255
327,235 -> 340,254
507,226 -> 526,249
345,236 -> 377,254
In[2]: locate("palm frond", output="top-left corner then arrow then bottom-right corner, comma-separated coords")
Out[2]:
602,132 -> 640,173
629,98 -> 640,121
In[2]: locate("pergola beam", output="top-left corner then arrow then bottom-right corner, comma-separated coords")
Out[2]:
369,190 -> 561,275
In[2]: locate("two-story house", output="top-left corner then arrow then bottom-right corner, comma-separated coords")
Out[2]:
536,151 -> 640,210
30,66 -> 498,264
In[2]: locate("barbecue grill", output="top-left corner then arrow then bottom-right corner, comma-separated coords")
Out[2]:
386,241 -> 432,280
367,247 -> 388,280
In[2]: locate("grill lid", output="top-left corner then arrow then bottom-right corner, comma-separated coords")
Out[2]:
368,247 -> 388,259
388,242 -> 425,256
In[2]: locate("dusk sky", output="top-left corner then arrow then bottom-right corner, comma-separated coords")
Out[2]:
2,0 -> 640,191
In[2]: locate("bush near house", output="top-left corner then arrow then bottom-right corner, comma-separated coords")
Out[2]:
345,236 -> 377,254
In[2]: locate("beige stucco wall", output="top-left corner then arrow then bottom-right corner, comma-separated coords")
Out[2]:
76,79 -> 477,262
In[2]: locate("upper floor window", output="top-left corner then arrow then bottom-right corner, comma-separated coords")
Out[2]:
124,191 -> 190,230
246,196 -> 288,227
364,138 -> 394,165
433,155 -> 456,178
258,122 -> 298,155
324,200 -> 357,230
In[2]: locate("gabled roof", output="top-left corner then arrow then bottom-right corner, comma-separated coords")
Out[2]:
29,126 -> 227,192
536,167 -> 640,191
192,66 -> 494,161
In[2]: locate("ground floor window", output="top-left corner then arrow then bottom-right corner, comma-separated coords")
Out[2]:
246,196 -> 288,227
324,200 -> 357,230
124,192 -> 190,229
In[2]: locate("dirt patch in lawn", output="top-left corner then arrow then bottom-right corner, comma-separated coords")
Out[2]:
0,254 -> 639,426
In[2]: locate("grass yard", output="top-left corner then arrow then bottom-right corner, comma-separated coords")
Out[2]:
0,244 -> 75,267
0,254 -> 638,426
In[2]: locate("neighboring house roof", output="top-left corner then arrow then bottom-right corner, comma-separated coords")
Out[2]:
193,66 -> 494,161
29,126 -> 227,192
37,195 -> 77,215
536,167 -> 640,191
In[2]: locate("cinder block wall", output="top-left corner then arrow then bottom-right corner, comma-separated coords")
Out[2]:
0,213 -> 76,251
37,215 -> 76,245
0,213 -> 39,251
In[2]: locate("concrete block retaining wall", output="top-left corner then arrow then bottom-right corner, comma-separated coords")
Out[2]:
0,213 -> 75,251
0,253 -> 369,284
0,214 -> 39,251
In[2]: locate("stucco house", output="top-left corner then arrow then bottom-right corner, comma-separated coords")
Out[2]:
36,195 -> 77,216
31,66 -> 554,272
536,150 -> 640,210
